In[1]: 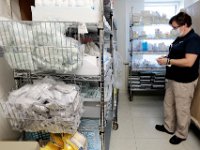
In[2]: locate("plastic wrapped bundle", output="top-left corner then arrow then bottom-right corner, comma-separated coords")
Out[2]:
32,45 -> 81,73
0,20 -> 82,73
1,77 -> 83,133
113,50 -> 123,88
35,0 -> 94,8
0,20 -> 34,46
0,17 -> 13,46
32,37 -> 81,72
40,132 -> 87,150
4,47 -> 36,71
32,22 -> 67,47
12,22 -> 34,46
83,42 -> 100,56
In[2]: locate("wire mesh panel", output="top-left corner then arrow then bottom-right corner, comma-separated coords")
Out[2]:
0,96 -> 82,133
0,20 -> 83,73
0,77 -> 83,134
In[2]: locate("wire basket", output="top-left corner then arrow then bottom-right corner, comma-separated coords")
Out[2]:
0,91 -> 82,134
0,20 -> 83,73
24,132 -> 50,141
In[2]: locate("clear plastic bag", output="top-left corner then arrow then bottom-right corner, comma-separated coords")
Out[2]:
113,50 -> 123,88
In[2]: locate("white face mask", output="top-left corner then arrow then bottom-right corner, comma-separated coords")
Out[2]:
177,28 -> 184,37
172,27 -> 184,37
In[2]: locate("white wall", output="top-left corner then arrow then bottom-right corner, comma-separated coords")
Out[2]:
114,0 -> 144,93
184,0 -> 199,7
0,0 -> 21,140
179,0 -> 184,9
0,58 -> 20,140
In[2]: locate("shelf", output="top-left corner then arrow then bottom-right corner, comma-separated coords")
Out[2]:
13,56 -> 113,82
130,38 -> 174,41
14,70 -> 102,82
132,51 -> 168,54
129,18 -> 168,99
131,68 -> 166,71
130,88 -> 165,92
130,23 -> 170,27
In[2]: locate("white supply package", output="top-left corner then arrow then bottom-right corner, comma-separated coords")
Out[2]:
2,77 -> 83,133
0,20 -> 82,73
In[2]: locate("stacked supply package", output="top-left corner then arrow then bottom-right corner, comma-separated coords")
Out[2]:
152,73 -> 165,89
129,72 -> 165,90
1,77 -> 83,134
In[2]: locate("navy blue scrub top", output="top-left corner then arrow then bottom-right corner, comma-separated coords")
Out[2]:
166,29 -> 200,83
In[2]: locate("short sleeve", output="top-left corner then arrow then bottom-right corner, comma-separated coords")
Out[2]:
185,35 -> 200,55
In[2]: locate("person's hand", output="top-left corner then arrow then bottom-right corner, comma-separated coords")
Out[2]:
156,57 -> 168,65
157,55 -> 167,59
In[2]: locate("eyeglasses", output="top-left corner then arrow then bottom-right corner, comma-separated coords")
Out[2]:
172,25 -> 183,30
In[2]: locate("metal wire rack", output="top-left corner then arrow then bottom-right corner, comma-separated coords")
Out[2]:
0,2 -> 116,150
0,86 -> 82,133
0,21 -> 89,73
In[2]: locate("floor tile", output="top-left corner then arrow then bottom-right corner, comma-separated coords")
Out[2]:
109,138 -> 137,150
118,103 -> 132,117
130,103 -> 163,118
111,119 -> 134,139
119,93 -> 130,105
110,94 -> 200,150
132,117 -> 170,139
183,127 -> 200,150
136,139 -> 188,150
131,95 -> 163,105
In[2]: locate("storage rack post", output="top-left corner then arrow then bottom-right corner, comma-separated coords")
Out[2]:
99,1 -> 105,150
110,11 -> 119,130
0,1 -> 116,149
99,27 -> 105,150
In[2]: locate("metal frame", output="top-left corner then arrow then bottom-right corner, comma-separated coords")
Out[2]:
0,1 -> 118,150
128,11 -> 170,101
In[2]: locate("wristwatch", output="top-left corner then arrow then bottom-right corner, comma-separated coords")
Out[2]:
167,58 -> 171,67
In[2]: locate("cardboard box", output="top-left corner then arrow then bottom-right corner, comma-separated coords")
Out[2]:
187,1 -> 200,129
191,77 -> 200,128
0,141 -> 40,150
19,0 -> 34,20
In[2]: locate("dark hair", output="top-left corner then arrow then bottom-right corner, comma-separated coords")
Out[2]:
169,12 -> 192,27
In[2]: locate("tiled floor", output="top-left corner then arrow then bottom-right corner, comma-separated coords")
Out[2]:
109,93 -> 200,150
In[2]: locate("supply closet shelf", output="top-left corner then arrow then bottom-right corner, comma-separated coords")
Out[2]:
130,38 -> 174,41
129,88 -> 165,92
0,20 -> 113,75
132,51 -> 168,54
0,1 -> 118,150
131,68 -> 166,71
128,10 -> 173,101
13,59 -> 113,82
128,70 -> 166,101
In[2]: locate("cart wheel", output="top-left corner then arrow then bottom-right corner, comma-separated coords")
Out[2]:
129,92 -> 133,101
112,121 -> 119,130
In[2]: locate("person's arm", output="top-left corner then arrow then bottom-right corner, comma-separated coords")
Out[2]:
170,54 -> 198,67
156,53 -> 198,67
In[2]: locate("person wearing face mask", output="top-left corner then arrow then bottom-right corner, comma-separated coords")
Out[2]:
155,12 -> 200,144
